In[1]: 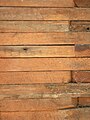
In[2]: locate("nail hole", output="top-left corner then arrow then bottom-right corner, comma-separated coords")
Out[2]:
23,48 -> 28,51
87,27 -> 90,30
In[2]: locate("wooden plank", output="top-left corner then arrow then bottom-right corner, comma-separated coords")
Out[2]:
70,21 -> 90,32
0,84 -> 90,100
0,58 -> 89,71
0,32 -> 90,45
0,46 -> 75,58
1,108 -> 90,120
74,0 -> 90,7
0,0 -> 74,7
0,21 -> 69,33
0,45 -> 90,58
0,8 -> 90,20
79,97 -> 90,106
0,97 -> 77,112
75,44 -> 90,57
0,71 -> 71,84
72,71 -> 90,83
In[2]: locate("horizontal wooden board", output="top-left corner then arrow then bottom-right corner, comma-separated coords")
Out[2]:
0,58 -> 89,71
0,8 -> 90,20
74,0 -> 90,7
0,45 -> 90,58
0,32 -> 90,45
1,108 -> 90,120
0,97 -> 77,112
0,84 -> 90,100
70,21 -> 90,32
79,97 -> 90,106
72,71 -> 90,83
0,21 -> 69,33
0,71 -> 71,84
0,46 -> 75,57
0,0 -> 74,7
75,44 -> 90,57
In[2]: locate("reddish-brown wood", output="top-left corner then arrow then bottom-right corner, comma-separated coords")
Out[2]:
74,0 -> 90,7
0,8 -> 90,20
0,0 -> 74,7
79,97 -> 90,106
72,71 -> 90,83
0,71 -> 71,84
0,33 -> 90,45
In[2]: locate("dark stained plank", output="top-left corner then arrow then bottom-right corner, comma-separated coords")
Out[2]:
0,21 -> 69,33
1,108 -> 90,120
75,44 -> 90,57
70,21 -> 90,32
74,0 -> 90,7
0,0 -> 74,7
0,71 -> 71,84
72,71 -> 90,83
79,97 -> 90,106
0,32 -> 90,45
0,84 -> 90,100
0,8 -> 90,20
0,58 -> 89,71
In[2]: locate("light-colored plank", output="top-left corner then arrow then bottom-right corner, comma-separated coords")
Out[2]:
70,21 -> 90,32
0,32 -> 90,45
0,46 -> 75,57
0,71 -> 71,84
1,108 -> 90,120
75,44 -> 90,57
0,97 -> 77,112
72,71 -> 90,83
0,58 -> 89,71
79,97 -> 90,106
0,84 -> 90,100
0,8 -> 90,20
74,0 -> 90,7
0,0 -> 74,7
0,21 -> 69,33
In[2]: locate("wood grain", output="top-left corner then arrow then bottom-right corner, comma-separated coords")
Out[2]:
79,97 -> 90,106
1,108 -> 90,120
0,46 -> 75,58
0,45 -> 90,58
0,58 -> 89,71
0,97 -> 77,112
0,84 -> 90,100
74,0 -> 90,7
0,21 -> 69,33
0,32 -> 90,45
0,71 -> 71,84
0,0 -> 74,7
72,71 -> 90,83
70,21 -> 90,32
0,8 -> 90,20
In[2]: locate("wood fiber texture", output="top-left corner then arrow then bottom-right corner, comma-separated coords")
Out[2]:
0,0 -> 90,120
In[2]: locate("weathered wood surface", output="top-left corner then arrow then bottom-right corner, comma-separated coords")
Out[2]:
0,58 -> 89,71
0,97 -> 77,112
0,8 -> 90,20
70,21 -> 90,32
0,71 -> 71,84
0,21 -> 69,32
0,33 -> 90,45
72,71 -> 90,83
0,108 -> 90,120
0,46 -> 75,57
74,0 -> 90,7
0,84 -> 90,99
0,0 -> 74,7
0,45 -> 90,57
